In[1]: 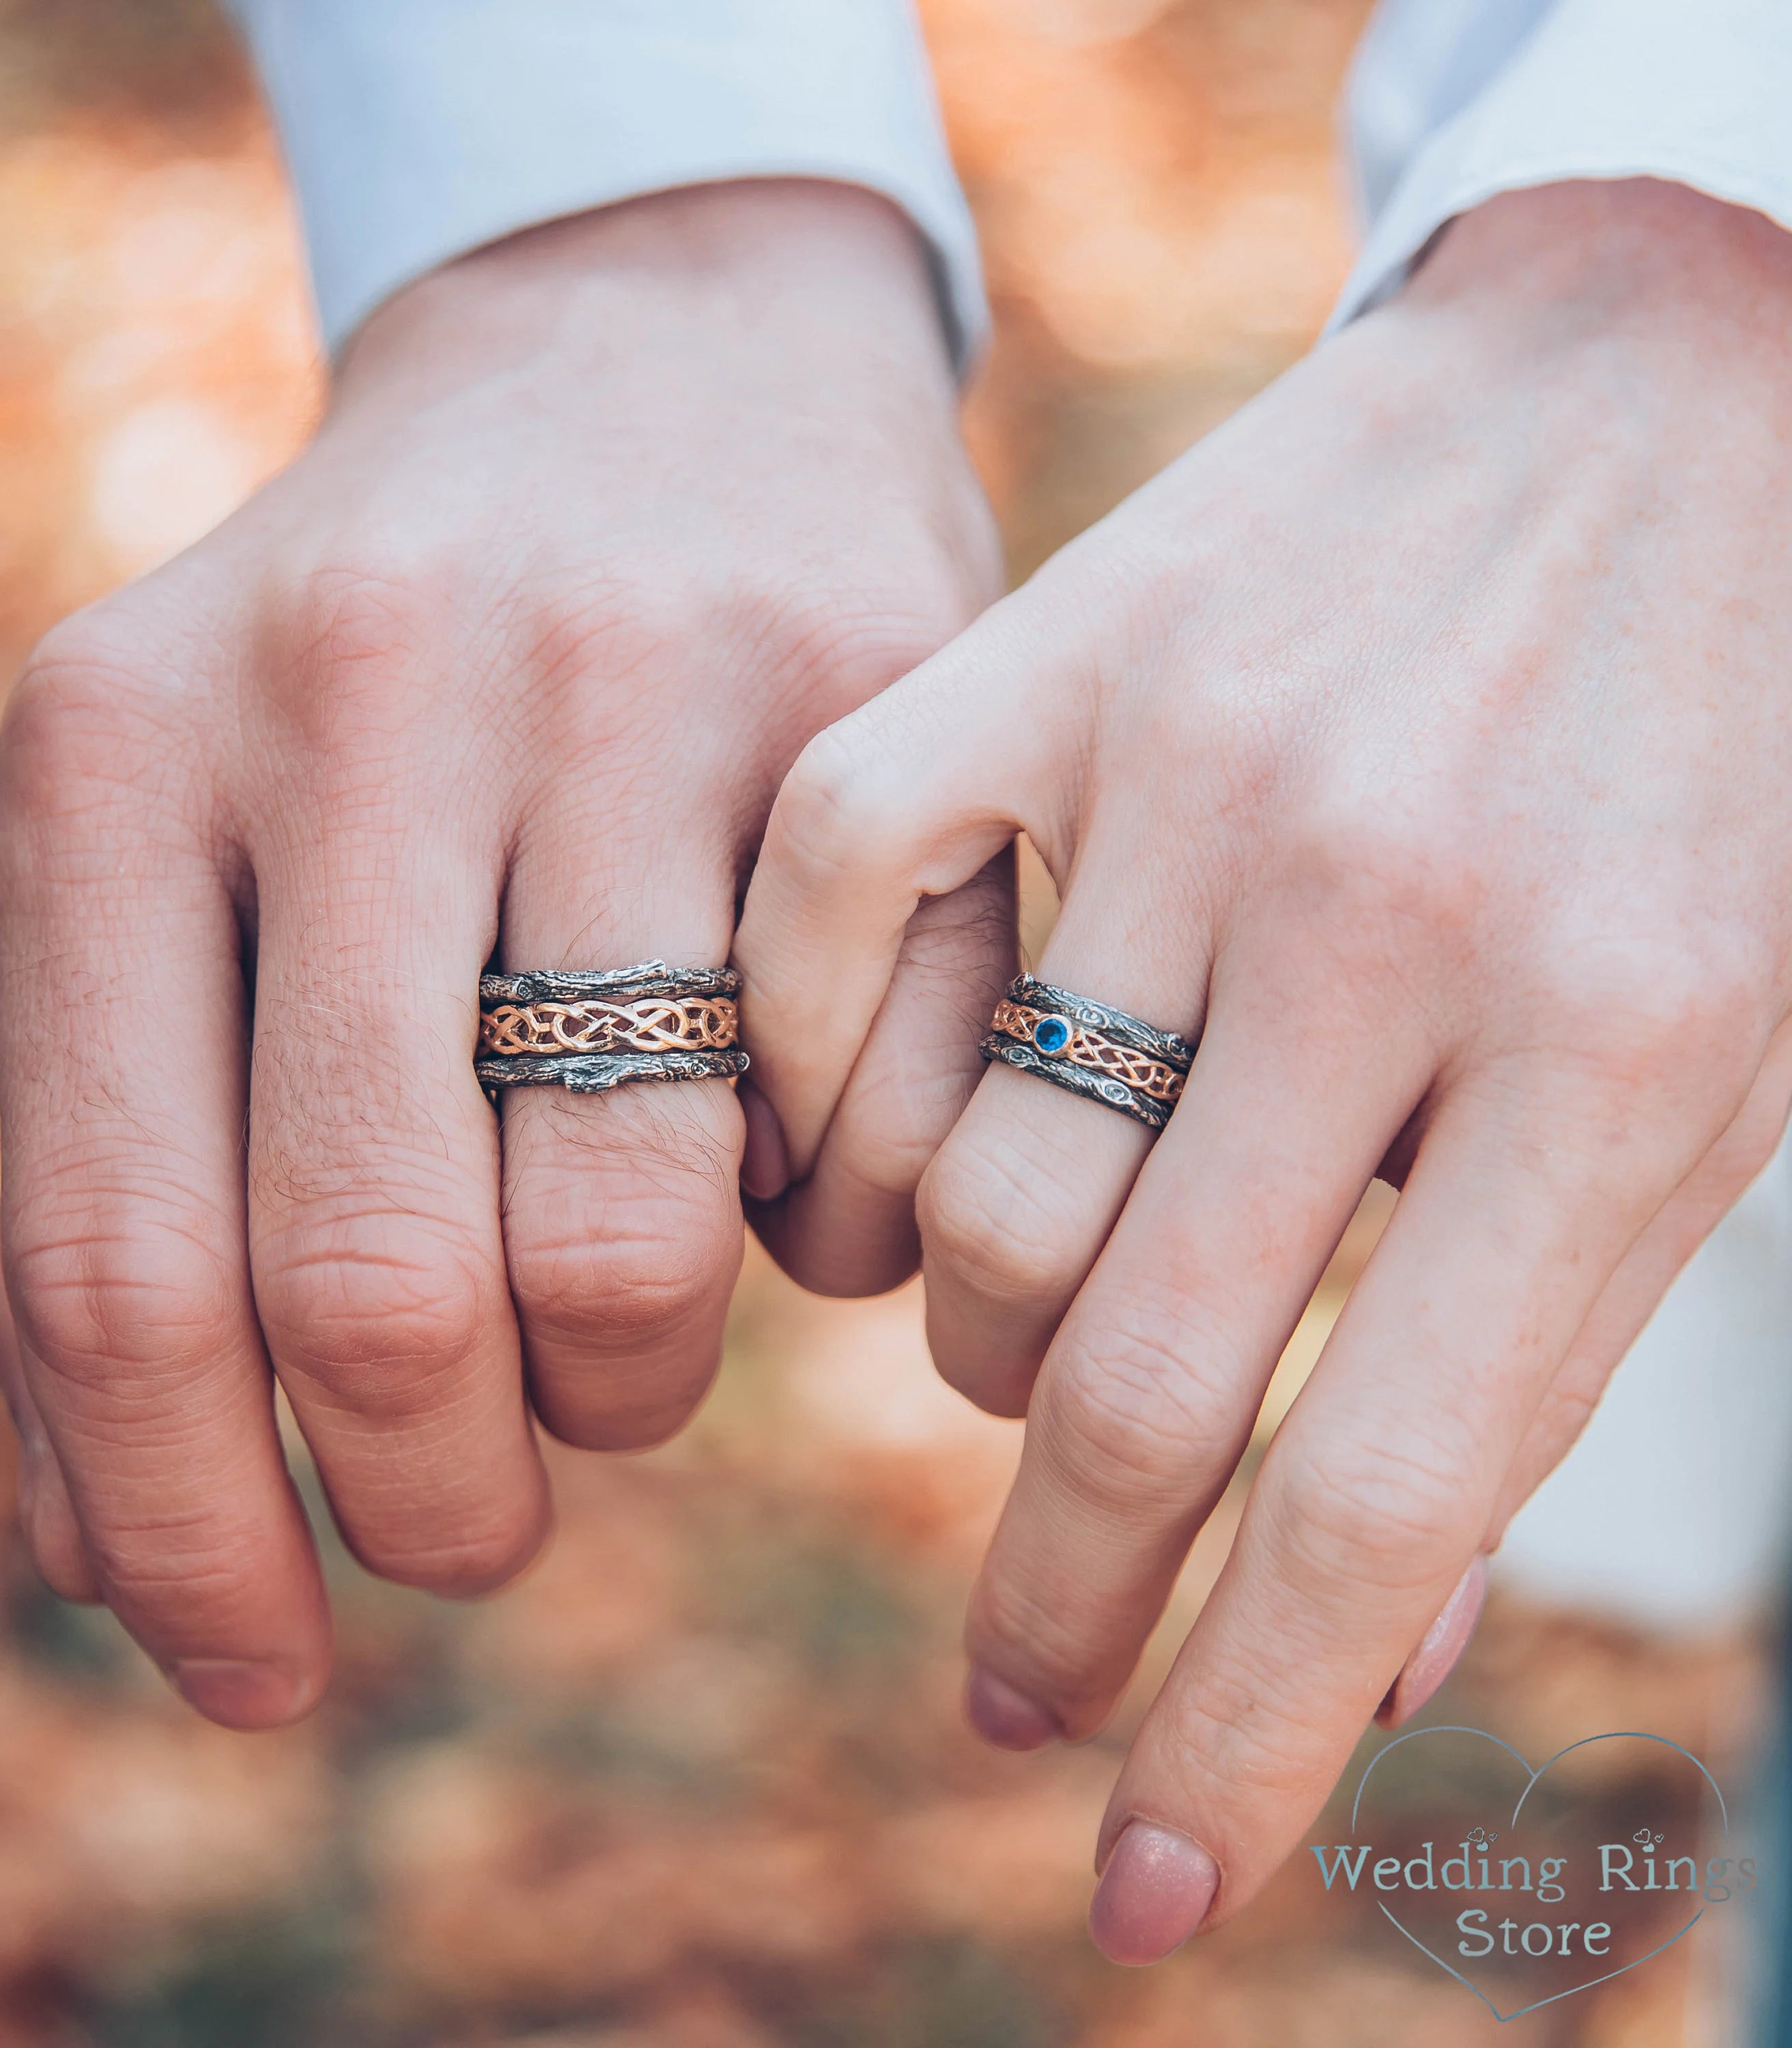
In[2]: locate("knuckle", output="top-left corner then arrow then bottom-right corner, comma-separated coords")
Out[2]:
1165,1679 -> 1341,1816
772,720 -> 909,875
1546,940 -> 1761,1084
971,1570 -> 1109,1705
255,1227 -> 502,1414
511,1221 -> 724,1352
350,1492 -> 546,1597
1500,931 -> 1769,1168
11,1210 -> 240,1392
259,560 -> 451,754
505,1105 -> 741,1378
1286,803 -> 1483,962
273,558 -> 440,675
749,586 -> 958,703
17,608 -> 152,710
1040,1292 -> 1242,1503
87,1524 -> 259,1612
1266,1427 -> 1479,1597
507,1195 -> 735,1447
1,619 -> 177,833
627,526 -> 965,693
918,1137 -> 1088,1307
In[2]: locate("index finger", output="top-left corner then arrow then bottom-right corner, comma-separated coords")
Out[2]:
735,610 -> 1055,1178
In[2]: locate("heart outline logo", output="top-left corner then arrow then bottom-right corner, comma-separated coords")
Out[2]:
1346,1725 -> 1727,2023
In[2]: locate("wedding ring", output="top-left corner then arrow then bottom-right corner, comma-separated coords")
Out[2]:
980,973 -> 1196,1130
475,961 -> 747,1094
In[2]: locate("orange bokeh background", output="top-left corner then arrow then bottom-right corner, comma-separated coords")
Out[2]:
0,5 -> 1763,2043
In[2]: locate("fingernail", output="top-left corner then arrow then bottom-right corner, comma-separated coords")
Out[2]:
738,1079 -> 791,1203
1089,1820 -> 1220,1965
965,1664 -> 1062,1750
167,1658 -> 312,1729
1376,1554 -> 1489,1730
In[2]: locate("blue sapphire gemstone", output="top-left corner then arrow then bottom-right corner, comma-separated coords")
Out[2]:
1032,1015 -> 1072,1055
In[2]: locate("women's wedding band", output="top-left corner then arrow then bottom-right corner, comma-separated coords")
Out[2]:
979,973 -> 1196,1130
475,961 -> 747,1094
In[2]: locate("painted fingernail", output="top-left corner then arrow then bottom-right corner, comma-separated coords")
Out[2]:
167,1658 -> 313,1729
1089,1821 -> 1220,1965
738,1079 -> 791,1203
965,1664 -> 1062,1750
1376,1554 -> 1489,1730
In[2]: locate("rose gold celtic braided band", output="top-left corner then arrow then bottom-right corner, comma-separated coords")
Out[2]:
474,962 -> 746,1095
989,999 -> 1185,1104
479,995 -> 737,1058
980,973 -> 1197,1131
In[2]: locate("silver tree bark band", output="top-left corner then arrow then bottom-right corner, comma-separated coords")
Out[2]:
978,973 -> 1196,1130
475,962 -> 747,1094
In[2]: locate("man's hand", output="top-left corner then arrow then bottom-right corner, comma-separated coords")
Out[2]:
0,180 -> 1004,1729
737,180 -> 1792,1960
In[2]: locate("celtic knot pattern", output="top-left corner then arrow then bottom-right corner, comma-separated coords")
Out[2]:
474,961 -> 747,1095
479,996 -> 738,1059
990,999 -> 1186,1105
980,974 -> 1198,1130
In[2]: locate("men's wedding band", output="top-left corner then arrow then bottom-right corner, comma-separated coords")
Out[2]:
979,973 -> 1196,1130
475,961 -> 747,1094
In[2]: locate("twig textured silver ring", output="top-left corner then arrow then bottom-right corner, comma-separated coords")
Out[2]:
475,961 -> 746,1094
979,973 -> 1196,1130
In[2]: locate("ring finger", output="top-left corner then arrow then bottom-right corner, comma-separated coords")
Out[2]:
917,842 -> 1212,1417
495,773 -> 748,1452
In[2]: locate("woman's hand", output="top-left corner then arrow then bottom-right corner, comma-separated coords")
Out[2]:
736,179 -> 1792,1961
0,180 -> 1005,1729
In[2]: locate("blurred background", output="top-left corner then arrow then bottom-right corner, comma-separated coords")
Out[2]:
0,1 -> 1774,2042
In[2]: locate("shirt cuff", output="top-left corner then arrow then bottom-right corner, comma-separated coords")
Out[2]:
225,0 -> 986,371
1331,0 -> 1792,329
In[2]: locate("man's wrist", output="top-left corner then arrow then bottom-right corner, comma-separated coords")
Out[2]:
335,180 -> 953,411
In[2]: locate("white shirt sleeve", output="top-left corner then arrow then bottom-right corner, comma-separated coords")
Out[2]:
1334,0 -> 1792,327
223,0 -> 986,368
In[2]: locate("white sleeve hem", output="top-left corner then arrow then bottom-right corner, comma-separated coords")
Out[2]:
1331,0 -> 1792,331
1333,152 -> 1792,330
226,0 -> 986,371
313,156 -> 986,369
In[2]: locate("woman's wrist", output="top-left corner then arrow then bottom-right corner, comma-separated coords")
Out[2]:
1408,177 -> 1792,379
